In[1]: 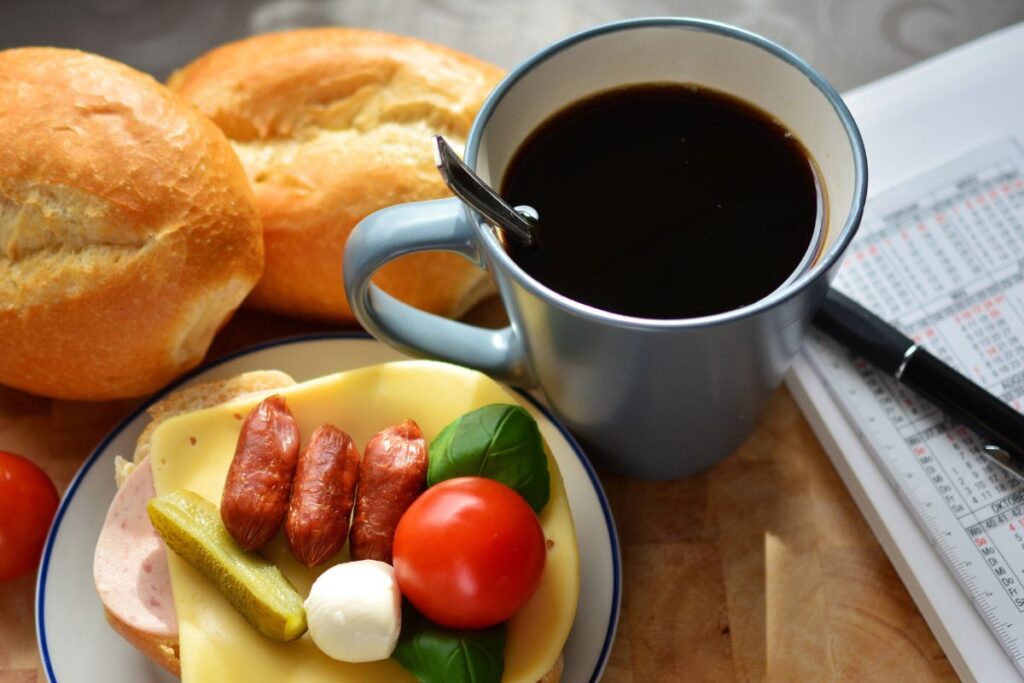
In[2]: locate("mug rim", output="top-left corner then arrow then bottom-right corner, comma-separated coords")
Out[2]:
464,16 -> 869,329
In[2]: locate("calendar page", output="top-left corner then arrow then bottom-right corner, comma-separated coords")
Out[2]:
804,138 -> 1024,672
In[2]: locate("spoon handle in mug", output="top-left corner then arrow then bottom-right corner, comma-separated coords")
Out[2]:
433,136 -> 537,247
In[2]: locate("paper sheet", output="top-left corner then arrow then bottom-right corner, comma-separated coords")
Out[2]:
804,137 -> 1024,673
783,18 -> 1024,682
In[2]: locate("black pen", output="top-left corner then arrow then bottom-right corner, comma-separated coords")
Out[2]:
814,288 -> 1024,478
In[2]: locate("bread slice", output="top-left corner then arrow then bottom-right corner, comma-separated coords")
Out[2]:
113,370 -> 297,487
538,654 -> 564,683
103,370 -> 296,675
103,605 -> 181,677
102,368 -> 564,682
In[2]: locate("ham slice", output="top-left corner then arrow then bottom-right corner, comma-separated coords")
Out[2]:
93,458 -> 177,638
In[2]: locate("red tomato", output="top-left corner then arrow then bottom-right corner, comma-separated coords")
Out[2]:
393,476 -> 546,629
0,451 -> 59,581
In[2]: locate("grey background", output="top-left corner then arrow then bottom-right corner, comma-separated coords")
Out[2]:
0,0 -> 1022,91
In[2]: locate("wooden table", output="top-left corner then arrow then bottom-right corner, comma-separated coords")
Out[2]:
0,306 -> 958,682
5,2 -> 1024,679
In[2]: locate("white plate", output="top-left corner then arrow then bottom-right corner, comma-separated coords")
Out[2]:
35,334 -> 620,683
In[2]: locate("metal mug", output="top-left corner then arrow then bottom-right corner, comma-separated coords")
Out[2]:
344,17 -> 868,479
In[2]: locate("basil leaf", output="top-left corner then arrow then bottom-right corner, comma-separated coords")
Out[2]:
428,403 -> 550,513
393,603 -> 506,683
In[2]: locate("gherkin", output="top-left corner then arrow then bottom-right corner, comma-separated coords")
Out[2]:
147,489 -> 307,642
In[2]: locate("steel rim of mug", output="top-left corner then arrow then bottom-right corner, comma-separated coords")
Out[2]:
463,16 -> 869,329
774,165 -> 829,295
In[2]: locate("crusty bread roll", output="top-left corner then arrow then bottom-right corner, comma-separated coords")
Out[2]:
0,48 -> 264,400
168,28 -> 503,324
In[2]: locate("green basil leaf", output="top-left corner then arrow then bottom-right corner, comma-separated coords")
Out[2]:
393,603 -> 506,683
427,403 -> 550,513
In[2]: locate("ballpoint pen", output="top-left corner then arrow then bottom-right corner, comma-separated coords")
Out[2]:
815,288 -> 1024,478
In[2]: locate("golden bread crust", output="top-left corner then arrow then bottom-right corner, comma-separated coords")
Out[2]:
0,47 -> 264,400
104,606 -> 181,677
168,28 -> 503,323
538,653 -> 564,682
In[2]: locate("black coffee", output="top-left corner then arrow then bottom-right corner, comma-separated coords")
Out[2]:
501,83 -> 821,319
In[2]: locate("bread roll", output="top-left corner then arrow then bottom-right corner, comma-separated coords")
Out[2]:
97,369 -> 564,682
0,48 -> 263,400
99,370 -> 298,677
168,28 -> 503,324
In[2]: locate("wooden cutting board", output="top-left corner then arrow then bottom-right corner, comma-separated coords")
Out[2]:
0,308 -> 957,682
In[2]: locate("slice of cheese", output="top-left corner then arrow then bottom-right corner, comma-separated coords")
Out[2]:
149,360 -> 580,683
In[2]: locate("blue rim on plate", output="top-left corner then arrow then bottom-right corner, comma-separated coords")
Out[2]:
35,331 -> 621,683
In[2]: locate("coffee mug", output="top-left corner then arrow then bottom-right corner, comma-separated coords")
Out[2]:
344,17 -> 867,479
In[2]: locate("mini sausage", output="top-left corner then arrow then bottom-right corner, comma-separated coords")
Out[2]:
350,420 -> 427,564
221,395 -> 300,550
285,425 -> 361,567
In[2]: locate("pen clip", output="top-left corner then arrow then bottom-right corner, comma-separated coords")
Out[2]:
983,444 -> 1024,480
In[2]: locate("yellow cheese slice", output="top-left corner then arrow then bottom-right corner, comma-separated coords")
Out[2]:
150,360 -> 580,683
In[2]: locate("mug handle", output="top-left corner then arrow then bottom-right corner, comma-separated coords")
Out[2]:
344,197 -> 534,385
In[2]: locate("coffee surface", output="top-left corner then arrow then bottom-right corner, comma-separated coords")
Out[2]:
501,83 -> 820,319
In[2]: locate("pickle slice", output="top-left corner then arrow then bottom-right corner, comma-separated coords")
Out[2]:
147,489 -> 307,642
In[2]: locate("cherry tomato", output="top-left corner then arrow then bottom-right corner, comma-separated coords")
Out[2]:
0,451 -> 59,581
393,476 -> 546,629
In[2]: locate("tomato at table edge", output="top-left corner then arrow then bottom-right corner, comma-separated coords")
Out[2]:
392,476 -> 547,629
0,450 -> 60,581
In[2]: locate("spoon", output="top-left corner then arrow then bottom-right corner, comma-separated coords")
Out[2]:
433,135 -> 538,247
